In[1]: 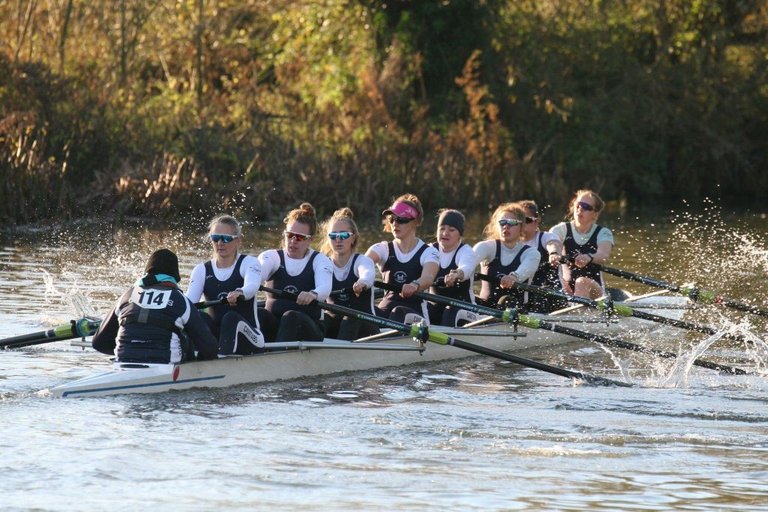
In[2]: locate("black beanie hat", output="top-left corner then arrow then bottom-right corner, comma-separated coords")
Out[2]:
438,209 -> 465,236
144,248 -> 181,282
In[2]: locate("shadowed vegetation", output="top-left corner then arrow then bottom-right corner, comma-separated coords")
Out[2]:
1,0 -> 766,225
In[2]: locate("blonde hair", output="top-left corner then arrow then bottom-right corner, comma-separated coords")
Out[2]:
207,214 -> 242,236
382,193 -> 424,233
566,189 -> 605,220
482,203 -> 526,240
283,202 -> 318,235
320,207 -> 360,255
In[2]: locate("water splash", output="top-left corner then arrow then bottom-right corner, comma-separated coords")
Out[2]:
736,232 -> 768,275
647,319 -> 768,389
654,333 -> 725,388
41,269 -> 100,320
667,203 -> 768,303
590,343 -> 635,383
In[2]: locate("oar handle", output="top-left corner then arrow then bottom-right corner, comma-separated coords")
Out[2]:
329,287 -> 355,297
373,280 -> 519,324
193,298 -> 228,309
259,285 -> 428,341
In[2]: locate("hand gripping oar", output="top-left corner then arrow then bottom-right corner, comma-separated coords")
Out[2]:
597,265 -> 768,318
260,285 -> 630,387
475,273 -> 758,347
0,317 -> 102,349
376,280 -> 751,376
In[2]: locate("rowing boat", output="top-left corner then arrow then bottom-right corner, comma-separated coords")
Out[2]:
48,291 -> 689,398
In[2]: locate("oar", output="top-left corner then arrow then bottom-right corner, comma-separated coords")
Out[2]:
2,297 -> 230,350
375,280 -> 751,376
194,298 -> 228,309
0,317 -> 102,349
475,273 -> 757,346
597,265 -> 768,318
260,285 -> 630,387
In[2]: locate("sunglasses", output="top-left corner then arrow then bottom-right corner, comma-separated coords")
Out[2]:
524,216 -> 538,224
209,234 -> 239,244
498,218 -> 523,228
388,215 -> 414,225
577,201 -> 596,212
284,231 -> 311,242
328,231 -> 353,241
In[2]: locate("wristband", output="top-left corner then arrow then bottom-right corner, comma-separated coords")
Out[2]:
586,254 -> 594,264
549,252 -> 559,256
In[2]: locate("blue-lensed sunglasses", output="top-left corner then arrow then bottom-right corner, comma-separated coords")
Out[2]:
328,231 -> 353,241
209,234 -> 239,244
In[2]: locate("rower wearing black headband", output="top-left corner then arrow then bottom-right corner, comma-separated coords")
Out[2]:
428,209 -> 479,326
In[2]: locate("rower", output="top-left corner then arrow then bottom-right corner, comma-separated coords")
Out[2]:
319,207 -> 380,340
365,194 -> 439,325
428,208 -> 479,326
92,248 -> 218,363
548,189 -> 614,299
186,214 -> 268,355
473,202 -> 540,310
258,203 -> 333,342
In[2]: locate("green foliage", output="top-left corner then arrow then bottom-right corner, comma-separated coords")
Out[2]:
0,0 -> 766,226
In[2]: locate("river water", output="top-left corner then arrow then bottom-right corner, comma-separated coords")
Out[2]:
1,206 -> 767,511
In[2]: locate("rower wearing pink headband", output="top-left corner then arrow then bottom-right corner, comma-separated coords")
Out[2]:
366,194 -> 439,324
382,201 -> 421,221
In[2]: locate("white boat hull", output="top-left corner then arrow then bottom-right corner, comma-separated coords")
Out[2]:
49,294 -> 689,398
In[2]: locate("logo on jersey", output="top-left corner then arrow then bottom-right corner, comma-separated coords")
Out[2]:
393,271 -> 409,284
284,285 -> 300,295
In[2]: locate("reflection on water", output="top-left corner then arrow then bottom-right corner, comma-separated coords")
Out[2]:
1,209 -> 768,510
